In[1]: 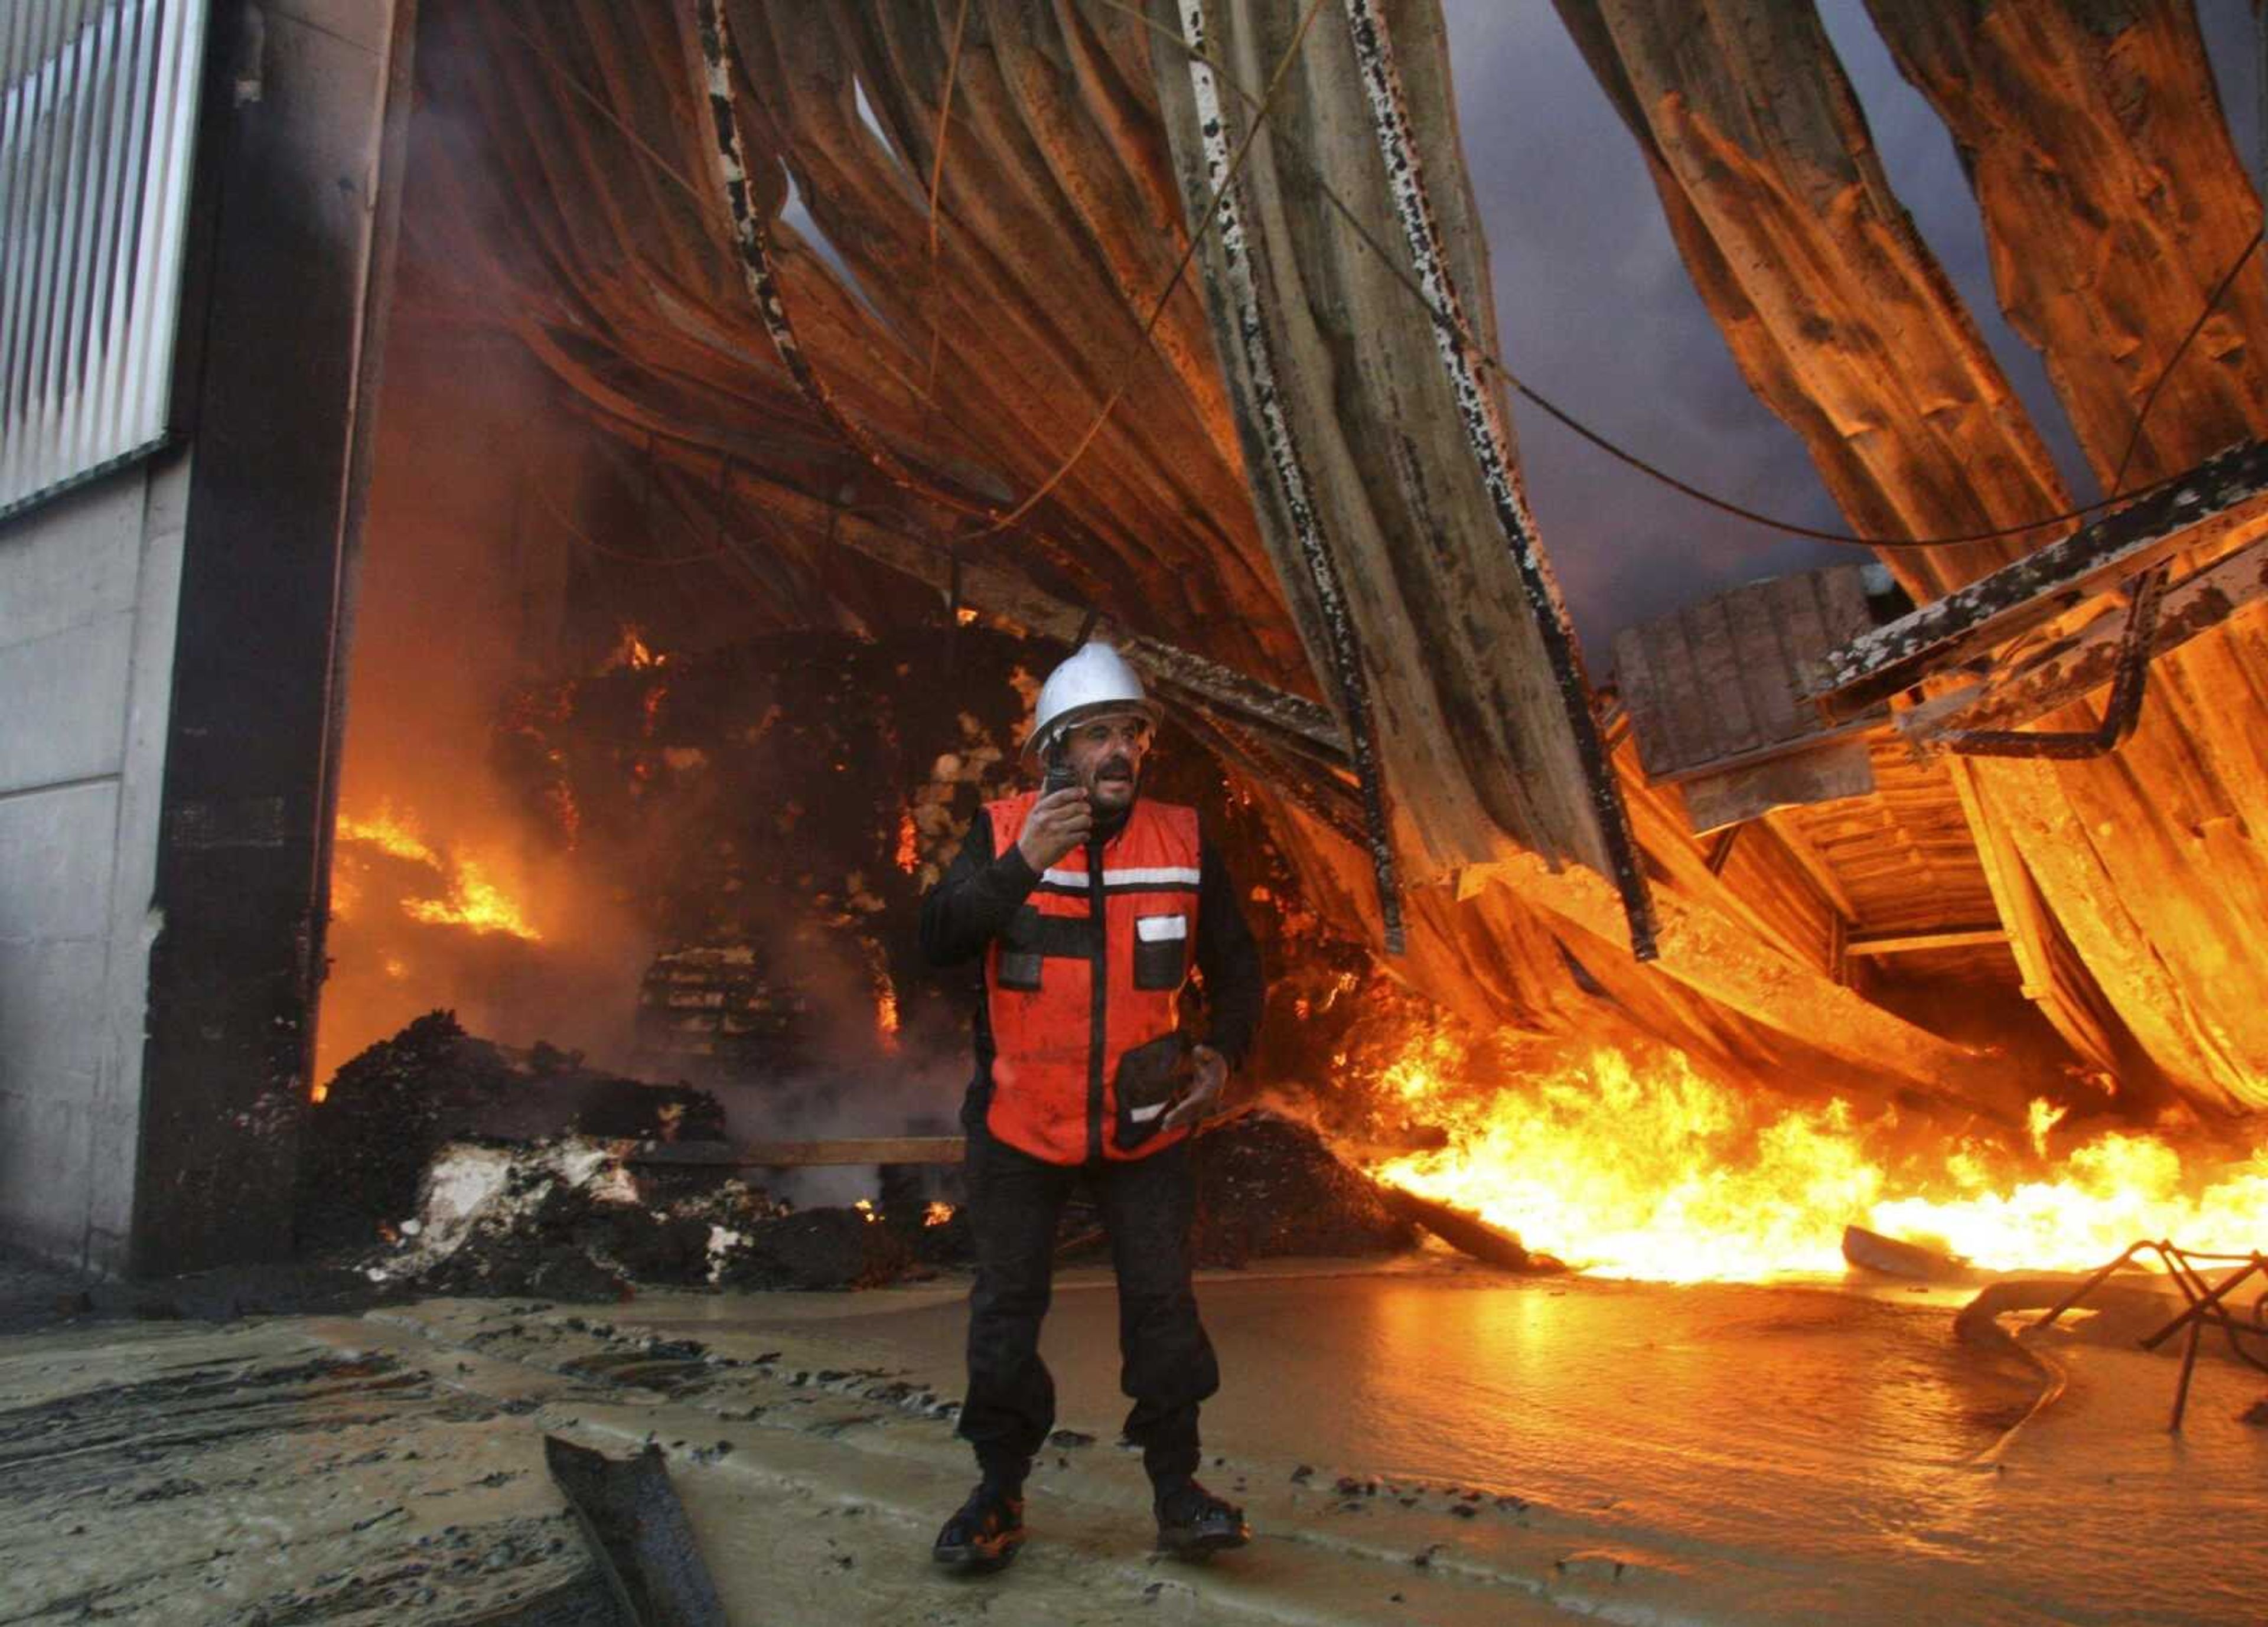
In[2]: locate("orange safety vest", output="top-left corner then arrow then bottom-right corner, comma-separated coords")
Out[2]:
983,790 -> 1201,1165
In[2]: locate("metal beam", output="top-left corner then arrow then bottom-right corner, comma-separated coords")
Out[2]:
1900,533 -> 2268,749
1181,0 -> 1407,953
1803,437 -> 2268,720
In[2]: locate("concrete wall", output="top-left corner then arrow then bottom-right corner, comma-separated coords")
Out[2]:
0,455 -> 190,1272
0,0 -> 409,1276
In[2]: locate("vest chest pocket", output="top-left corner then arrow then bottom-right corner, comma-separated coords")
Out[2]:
998,905 -> 1045,991
1133,912 -> 1190,990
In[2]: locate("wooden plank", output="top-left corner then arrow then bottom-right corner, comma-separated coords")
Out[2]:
1617,568 -> 1885,780
1845,924 -> 2009,957
1689,595 -> 1758,757
1898,533 -> 2268,749
627,1137 -> 966,1166
1475,781 -> 2031,1124
1609,621 -> 1672,775
1679,735 -> 1876,833
1941,757 -> 2123,1075
1726,580 -> 1798,742
1804,436 -> 2268,718
1759,809 -> 1860,922
1648,715 -> 1879,787
1810,565 -> 1876,650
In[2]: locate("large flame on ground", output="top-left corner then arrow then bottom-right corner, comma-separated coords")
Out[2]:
1371,1035 -> 2268,1283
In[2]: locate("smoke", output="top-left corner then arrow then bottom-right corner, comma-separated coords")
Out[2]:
319,321 -> 658,1084
702,1046 -> 972,1209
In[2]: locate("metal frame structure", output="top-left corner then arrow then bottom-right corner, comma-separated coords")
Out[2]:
0,0 -> 209,520
2030,1240 -> 2268,1431
1804,437 -> 2268,721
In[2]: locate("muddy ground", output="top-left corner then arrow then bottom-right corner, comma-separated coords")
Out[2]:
3,1255 -> 2264,1625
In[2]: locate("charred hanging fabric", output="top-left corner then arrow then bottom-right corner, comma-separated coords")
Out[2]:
1179,0 -> 1407,954
686,0 -> 993,522
1339,0 -> 1654,960
1153,0 -> 1658,961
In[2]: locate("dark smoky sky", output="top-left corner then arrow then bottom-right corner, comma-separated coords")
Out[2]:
1442,0 -> 2263,666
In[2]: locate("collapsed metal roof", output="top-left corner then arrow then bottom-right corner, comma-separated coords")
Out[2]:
397,0 -> 2268,1123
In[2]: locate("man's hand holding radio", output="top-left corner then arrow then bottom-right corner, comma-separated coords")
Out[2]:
1016,787 -> 1092,871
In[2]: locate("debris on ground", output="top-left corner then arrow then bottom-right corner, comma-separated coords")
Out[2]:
712,1208 -> 913,1292
545,1436 -> 726,1624
1842,1223 -> 1976,1283
1377,1183 -> 1559,1274
299,1012 -> 725,1256
306,1017 -> 1429,1300
1188,1110 -> 1419,1266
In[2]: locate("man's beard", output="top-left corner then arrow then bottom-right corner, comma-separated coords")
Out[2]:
1089,755 -> 1140,826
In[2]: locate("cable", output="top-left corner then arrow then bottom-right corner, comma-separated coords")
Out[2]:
497,0 -> 2261,556
534,478 -> 728,568
955,0 -> 1334,542
2106,232 -> 2262,501
921,0 -> 972,424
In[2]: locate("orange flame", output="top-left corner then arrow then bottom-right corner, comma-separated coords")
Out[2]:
335,804 -> 542,943
402,854 -> 542,941
924,1200 -> 956,1227
606,623 -> 667,671
895,808 -> 921,875
1370,1033 -> 2268,1283
338,806 -> 439,867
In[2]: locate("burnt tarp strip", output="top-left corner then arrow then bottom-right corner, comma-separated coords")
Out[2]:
1181,0 -> 1407,954
688,0 -> 989,521
1339,0 -> 1656,960
544,1436 -> 727,1627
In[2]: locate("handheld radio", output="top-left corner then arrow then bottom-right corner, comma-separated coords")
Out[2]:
1041,741 -> 1078,798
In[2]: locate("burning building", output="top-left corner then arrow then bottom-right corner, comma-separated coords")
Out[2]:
10,2 -> 2268,1621
2,0 -> 2267,1320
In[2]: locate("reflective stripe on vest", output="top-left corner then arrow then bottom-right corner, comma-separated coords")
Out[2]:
983,791 -> 1201,1164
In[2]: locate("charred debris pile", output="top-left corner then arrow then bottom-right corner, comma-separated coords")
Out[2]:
298,1011 -> 1421,1299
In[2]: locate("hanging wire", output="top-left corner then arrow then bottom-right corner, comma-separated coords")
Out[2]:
491,1 -> 2262,557
954,0 -> 1335,542
1086,0 -> 2263,553
920,0 -> 973,433
534,478 -> 729,568
2106,233 -> 2264,501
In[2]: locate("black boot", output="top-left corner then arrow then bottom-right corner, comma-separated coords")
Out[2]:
1153,1478 -> 1250,1557
932,1476 -> 1028,1571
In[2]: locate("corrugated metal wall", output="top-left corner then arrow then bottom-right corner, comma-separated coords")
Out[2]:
0,0 -> 208,521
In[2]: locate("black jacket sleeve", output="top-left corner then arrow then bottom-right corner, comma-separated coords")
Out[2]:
919,807 -> 1041,967
1195,833 -> 1265,1070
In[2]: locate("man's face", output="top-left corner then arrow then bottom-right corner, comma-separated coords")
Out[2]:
1061,713 -> 1152,815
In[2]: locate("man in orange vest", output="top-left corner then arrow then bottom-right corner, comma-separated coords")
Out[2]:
920,643 -> 1263,1570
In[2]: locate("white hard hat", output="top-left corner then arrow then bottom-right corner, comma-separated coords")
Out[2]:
1023,643 -> 1159,768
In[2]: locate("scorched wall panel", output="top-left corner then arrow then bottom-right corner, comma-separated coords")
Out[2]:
0,454 -> 187,1271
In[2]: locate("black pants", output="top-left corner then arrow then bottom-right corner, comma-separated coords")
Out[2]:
958,1098 -> 1218,1488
